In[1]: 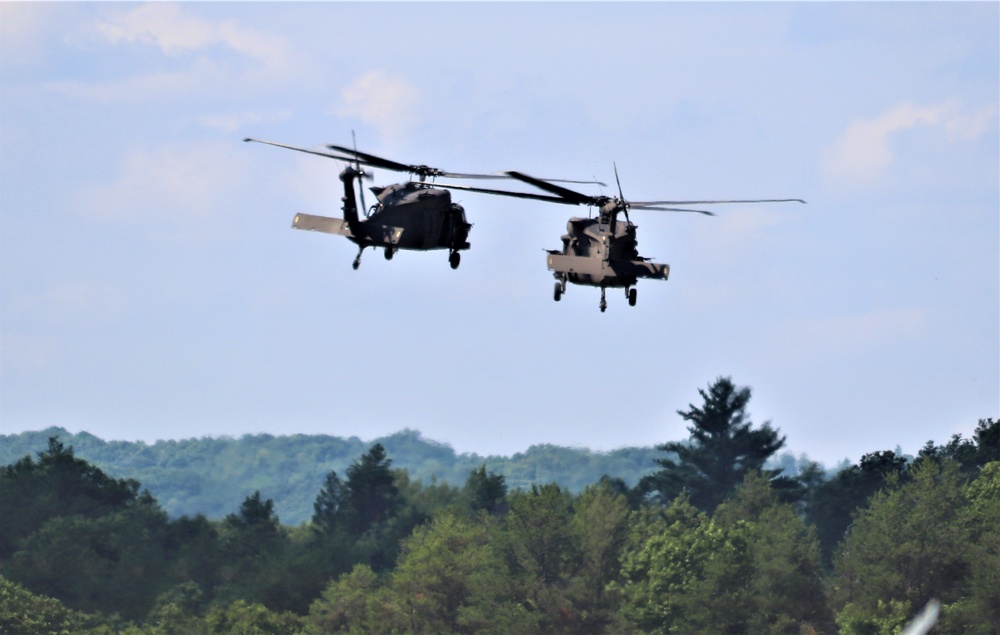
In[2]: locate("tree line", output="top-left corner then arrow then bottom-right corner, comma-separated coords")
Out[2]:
1,376 -> 996,634
0,427 -> 674,526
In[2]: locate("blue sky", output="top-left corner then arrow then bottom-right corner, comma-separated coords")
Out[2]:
1,2 -> 997,467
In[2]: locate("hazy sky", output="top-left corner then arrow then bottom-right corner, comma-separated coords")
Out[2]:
2,2 -> 997,467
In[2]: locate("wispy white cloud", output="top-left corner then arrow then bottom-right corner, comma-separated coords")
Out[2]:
333,70 -> 421,143
47,67 -> 203,104
0,2 -> 64,71
48,4 -> 310,103
822,100 -> 997,186
198,110 -> 293,134
81,141 -> 252,235
944,103 -> 999,141
95,3 -> 294,72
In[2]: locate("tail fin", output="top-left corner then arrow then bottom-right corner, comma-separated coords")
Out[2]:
338,167 -> 363,238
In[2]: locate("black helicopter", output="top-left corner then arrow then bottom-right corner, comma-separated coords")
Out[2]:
245,137 -> 497,269
244,138 -> 601,270
438,168 -> 805,312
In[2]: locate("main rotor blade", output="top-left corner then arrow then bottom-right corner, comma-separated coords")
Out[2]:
553,177 -> 607,185
444,173 -> 607,184
632,205 -> 716,216
327,144 -> 503,180
244,138 -> 355,162
425,182 -> 581,205
633,198 -> 807,206
326,143 -> 415,174
438,172 -> 513,180
504,171 -> 597,206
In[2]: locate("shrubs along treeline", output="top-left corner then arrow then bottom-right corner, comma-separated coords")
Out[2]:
1,378 -> 996,634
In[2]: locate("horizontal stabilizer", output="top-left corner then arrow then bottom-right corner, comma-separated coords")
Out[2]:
547,254 -> 606,277
292,213 -> 353,237
547,254 -> 669,280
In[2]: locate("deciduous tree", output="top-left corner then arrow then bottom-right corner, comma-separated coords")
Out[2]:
808,450 -> 909,565
617,495 -> 753,633
714,472 -> 833,633
832,458 -> 971,634
388,513 -> 508,633
565,481 -> 631,634
0,437 -> 145,558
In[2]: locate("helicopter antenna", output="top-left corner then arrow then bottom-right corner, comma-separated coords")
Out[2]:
351,130 -> 370,217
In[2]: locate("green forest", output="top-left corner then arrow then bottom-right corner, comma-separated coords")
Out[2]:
0,426 -> 679,527
1,377 -> 997,635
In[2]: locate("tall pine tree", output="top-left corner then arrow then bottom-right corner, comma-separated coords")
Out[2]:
640,376 -> 787,512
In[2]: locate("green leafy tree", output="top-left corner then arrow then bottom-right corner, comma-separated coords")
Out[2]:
832,458 -> 972,634
0,575 -> 101,635
640,376 -> 788,513
302,564 -> 401,634
143,581 -> 207,635
160,515 -> 223,605
216,491 -> 291,609
202,599 -> 303,635
941,461 -> 1000,635
5,503 -> 170,619
918,418 -> 999,477
565,481 -> 631,634
975,419 -> 1000,464
617,495 -> 754,633
714,472 -> 833,634
386,513 -> 510,633
222,491 -> 283,558
0,437 -> 145,558
307,444 -> 427,579
304,468 -> 357,589
808,450 -> 909,565
341,443 -> 403,536
462,465 -> 508,515
499,483 -> 578,633
311,469 -> 347,535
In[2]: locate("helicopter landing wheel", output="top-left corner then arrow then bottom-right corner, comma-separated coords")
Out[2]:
553,282 -> 562,302
599,288 -> 607,313
628,288 -> 637,307
384,247 -> 394,261
352,257 -> 361,270
449,251 -> 461,269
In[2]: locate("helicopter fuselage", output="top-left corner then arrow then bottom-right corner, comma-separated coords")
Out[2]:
362,182 -> 471,252
290,168 -> 471,269
547,215 -> 669,289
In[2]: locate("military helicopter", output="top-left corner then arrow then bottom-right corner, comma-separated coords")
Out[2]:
244,137 -> 601,271
437,168 -> 805,312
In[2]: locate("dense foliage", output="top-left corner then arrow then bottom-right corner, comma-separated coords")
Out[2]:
1,379 -> 996,634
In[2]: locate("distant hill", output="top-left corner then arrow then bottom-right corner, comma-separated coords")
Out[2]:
0,427 -> 666,525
